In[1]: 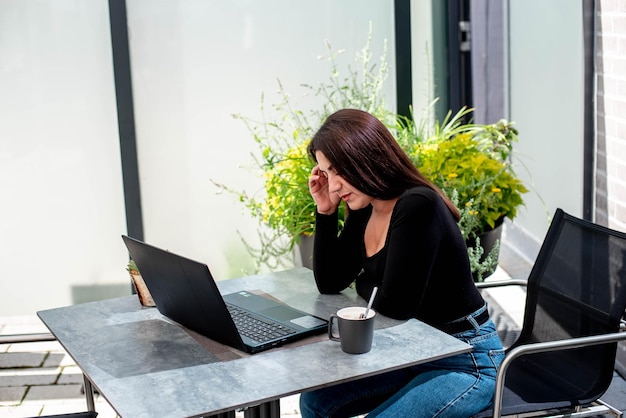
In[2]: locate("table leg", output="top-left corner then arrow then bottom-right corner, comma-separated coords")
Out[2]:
243,400 -> 281,418
82,374 -> 96,412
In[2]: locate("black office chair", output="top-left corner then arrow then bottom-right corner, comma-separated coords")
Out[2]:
472,208 -> 626,418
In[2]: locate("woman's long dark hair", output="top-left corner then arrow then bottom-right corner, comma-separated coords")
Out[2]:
307,108 -> 460,220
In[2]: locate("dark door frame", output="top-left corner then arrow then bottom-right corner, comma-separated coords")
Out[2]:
108,0 -> 143,241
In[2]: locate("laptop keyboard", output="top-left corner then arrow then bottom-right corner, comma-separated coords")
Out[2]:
227,304 -> 296,343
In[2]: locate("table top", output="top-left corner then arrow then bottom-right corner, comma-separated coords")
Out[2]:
38,267 -> 471,418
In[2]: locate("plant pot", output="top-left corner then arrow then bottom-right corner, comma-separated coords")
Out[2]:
296,234 -> 314,269
130,272 -> 156,307
466,218 -> 504,282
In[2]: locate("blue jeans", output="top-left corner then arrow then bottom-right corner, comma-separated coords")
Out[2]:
299,306 -> 504,418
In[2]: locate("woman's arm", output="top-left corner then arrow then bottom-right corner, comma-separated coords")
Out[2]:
312,207 -> 369,293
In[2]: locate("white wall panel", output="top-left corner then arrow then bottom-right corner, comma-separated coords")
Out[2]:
0,0 -> 128,315
507,0 -> 584,260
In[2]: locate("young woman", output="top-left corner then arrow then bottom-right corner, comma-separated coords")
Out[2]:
300,109 -> 504,418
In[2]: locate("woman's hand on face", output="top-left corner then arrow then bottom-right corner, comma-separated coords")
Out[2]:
309,165 -> 341,215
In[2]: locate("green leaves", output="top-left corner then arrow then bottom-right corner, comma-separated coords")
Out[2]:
219,27 -> 529,274
407,114 -> 528,235
219,26 -> 388,271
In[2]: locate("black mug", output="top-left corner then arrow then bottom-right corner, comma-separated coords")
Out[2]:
328,306 -> 376,354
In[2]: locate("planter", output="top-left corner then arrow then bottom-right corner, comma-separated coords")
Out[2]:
466,218 -> 504,282
130,272 -> 156,307
295,234 -> 314,269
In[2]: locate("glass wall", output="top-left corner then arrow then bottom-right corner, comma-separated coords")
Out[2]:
506,0 -> 584,261
0,1 -> 128,315
0,0 -> 395,315
0,0 -> 592,316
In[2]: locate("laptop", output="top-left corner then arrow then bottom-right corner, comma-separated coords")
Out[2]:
121,235 -> 328,354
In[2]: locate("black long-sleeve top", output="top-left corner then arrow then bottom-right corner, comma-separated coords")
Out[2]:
312,186 -> 485,327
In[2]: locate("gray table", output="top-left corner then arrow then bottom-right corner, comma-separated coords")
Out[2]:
38,267 -> 471,418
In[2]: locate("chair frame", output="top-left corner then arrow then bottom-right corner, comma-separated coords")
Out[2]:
472,208 -> 626,417
479,276 -> 626,417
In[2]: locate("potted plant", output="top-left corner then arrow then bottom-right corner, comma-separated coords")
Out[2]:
399,106 -> 529,280
127,259 -> 156,307
217,31 -> 528,281
213,26 -> 392,271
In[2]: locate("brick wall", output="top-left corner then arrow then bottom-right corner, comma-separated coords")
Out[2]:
596,1 -> 626,232
597,0 -> 626,380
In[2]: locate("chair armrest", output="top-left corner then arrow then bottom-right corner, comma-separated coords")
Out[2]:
475,279 -> 528,289
0,333 -> 56,344
492,330 -> 626,417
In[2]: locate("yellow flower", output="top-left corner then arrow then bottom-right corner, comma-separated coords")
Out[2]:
492,187 -> 501,193
448,173 -> 458,178
455,132 -> 473,141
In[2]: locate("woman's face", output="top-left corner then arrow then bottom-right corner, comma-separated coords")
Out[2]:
315,151 -> 373,210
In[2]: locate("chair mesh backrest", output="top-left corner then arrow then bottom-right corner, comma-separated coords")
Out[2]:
510,208 -> 626,404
